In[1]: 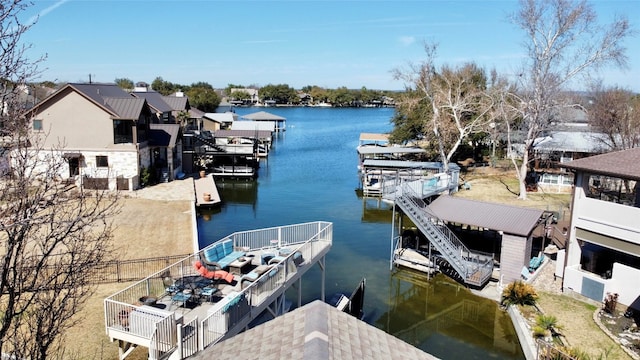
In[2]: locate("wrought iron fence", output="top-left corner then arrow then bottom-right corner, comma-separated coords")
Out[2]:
39,254 -> 191,285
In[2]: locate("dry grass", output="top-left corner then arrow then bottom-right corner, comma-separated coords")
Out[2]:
536,293 -> 632,359
61,167 -> 615,359
63,197 -> 193,360
456,166 -> 572,215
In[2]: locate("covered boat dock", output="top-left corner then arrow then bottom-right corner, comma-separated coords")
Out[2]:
392,187 -> 550,287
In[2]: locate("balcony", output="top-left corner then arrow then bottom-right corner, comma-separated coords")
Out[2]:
104,221 -> 332,360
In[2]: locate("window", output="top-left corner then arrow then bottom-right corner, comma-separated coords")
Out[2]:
113,120 -> 133,144
96,156 -> 108,168
33,119 -> 43,131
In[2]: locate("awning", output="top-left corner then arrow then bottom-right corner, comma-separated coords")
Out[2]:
62,152 -> 83,159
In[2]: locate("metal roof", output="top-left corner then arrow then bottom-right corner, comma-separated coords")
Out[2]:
359,133 -> 389,142
131,91 -> 173,113
149,124 -> 180,147
563,147 -> 640,181
193,300 -> 437,360
212,129 -> 273,139
103,97 -> 146,119
363,159 -> 459,170
70,83 -> 132,116
357,146 -> 426,155
241,111 -> 286,121
204,112 -> 237,123
232,120 -> 276,132
161,95 -> 189,111
533,131 -> 608,154
429,195 -> 544,237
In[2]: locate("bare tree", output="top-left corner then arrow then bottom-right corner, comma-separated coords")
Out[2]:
587,83 -> 640,151
0,1 -> 120,359
392,43 -> 494,172
506,0 -> 633,199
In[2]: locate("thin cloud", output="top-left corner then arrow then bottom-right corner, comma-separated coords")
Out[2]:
398,36 -> 415,47
26,0 -> 70,25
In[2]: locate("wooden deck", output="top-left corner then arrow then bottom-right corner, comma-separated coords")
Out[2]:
194,174 -> 221,207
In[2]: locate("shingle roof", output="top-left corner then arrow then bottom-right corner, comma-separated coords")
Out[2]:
149,124 -> 180,147
563,147 -> 640,181
193,300 -> 437,360
429,195 -> 544,236
131,91 -> 173,113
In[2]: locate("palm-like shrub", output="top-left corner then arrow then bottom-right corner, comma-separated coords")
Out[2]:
501,280 -> 538,306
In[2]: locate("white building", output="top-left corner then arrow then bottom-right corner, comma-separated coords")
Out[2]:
560,148 -> 640,309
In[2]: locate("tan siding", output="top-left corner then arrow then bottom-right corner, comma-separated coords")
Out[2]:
500,234 -> 529,284
33,91 -> 116,149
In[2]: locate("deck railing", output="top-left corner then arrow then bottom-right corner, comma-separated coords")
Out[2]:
200,225 -> 331,349
104,221 -> 332,359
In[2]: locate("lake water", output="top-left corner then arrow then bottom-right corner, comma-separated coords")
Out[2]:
197,107 -> 524,359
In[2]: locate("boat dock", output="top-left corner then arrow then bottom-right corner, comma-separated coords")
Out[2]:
194,174 -> 221,207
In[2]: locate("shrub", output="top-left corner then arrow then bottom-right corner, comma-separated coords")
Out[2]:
501,280 -> 538,307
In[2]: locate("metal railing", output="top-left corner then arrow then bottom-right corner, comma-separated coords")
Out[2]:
396,183 -> 493,286
104,221 -> 332,359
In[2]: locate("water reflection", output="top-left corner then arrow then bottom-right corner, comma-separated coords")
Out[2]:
380,270 -> 523,359
197,107 -> 524,359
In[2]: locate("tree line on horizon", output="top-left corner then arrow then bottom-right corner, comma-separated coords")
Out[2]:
0,0 -> 636,357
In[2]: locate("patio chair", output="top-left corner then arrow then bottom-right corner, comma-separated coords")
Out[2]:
194,260 -> 234,284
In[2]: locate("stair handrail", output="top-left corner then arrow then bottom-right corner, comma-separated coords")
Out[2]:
401,183 -> 475,259
396,182 -> 494,286
192,132 -> 226,153
397,183 -> 472,276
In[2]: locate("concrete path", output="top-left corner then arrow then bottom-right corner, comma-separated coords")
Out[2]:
130,177 -> 196,202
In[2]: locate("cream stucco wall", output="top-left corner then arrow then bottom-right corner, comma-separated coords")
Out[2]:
32,90 -> 136,151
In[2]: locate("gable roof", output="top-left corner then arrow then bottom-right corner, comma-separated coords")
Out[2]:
563,147 -> 640,181
429,195 -> 544,237
104,97 -> 147,120
131,91 -> 173,113
193,300 -> 436,360
533,131 -> 608,154
149,124 -> 180,147
189,107 -> 205,119
24,83 -> 148,120
203,112 -> 237,123
162,95 -> 189,111
241,111 -> 286,121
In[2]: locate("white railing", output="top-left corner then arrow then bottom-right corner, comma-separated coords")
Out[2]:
199,228 -> 330,350
104,221 -> 332,359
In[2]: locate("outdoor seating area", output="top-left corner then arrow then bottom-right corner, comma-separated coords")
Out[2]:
200,238 -> 246,270
104,221 -> 333,360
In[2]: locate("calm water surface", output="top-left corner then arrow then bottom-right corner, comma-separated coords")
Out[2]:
197,107 -> 524,359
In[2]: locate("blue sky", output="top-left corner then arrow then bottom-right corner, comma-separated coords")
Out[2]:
20,0 -> 640,91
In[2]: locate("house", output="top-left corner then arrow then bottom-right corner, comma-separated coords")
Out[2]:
560,148 -> 640,309
23,82 -> 182,190
202,112 -> 237,131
